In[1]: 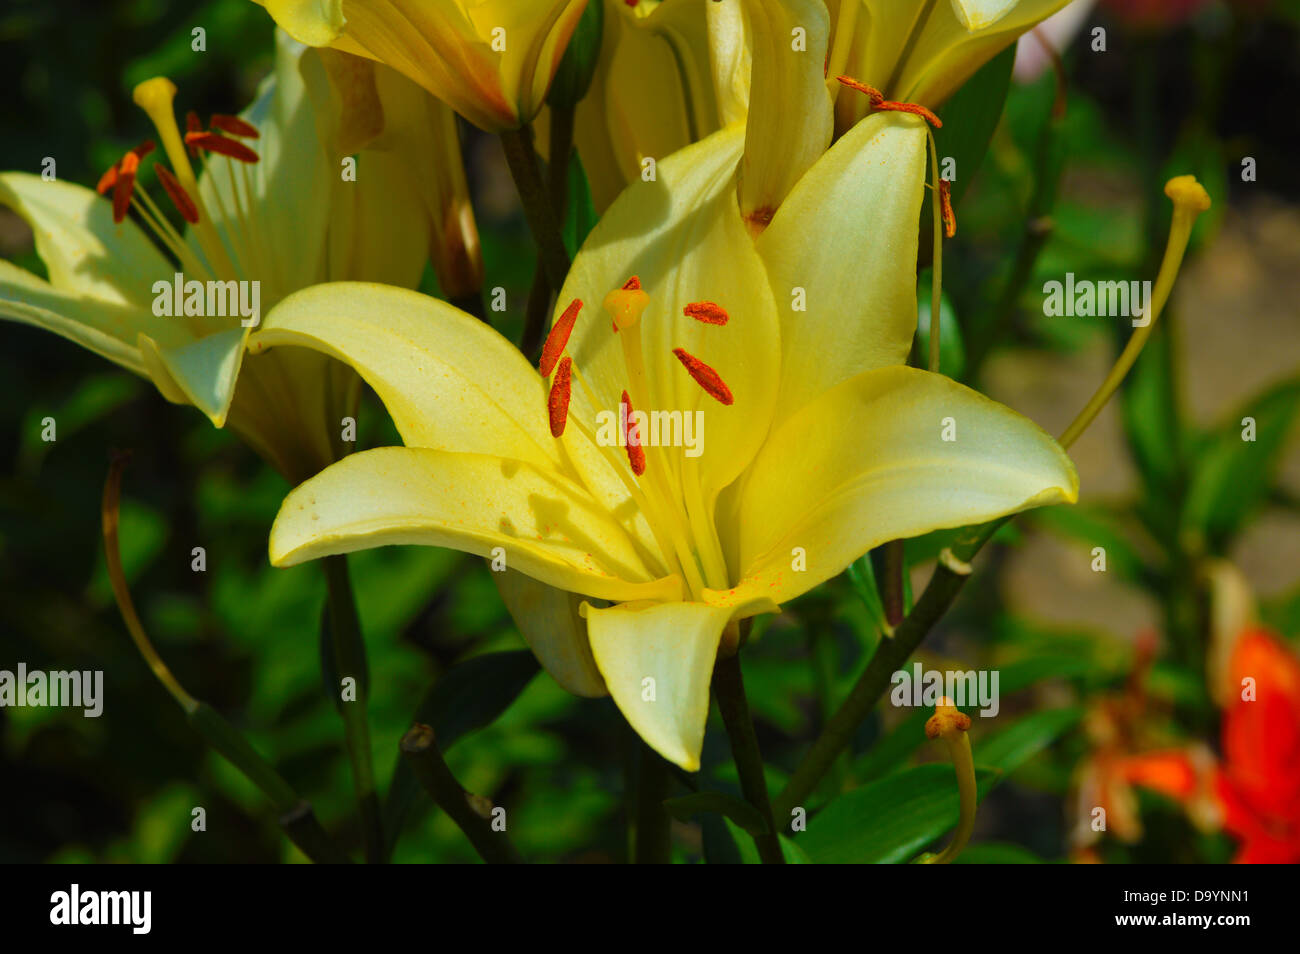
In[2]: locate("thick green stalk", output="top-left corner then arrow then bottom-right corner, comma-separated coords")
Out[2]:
500,125 -> 571,295
520,106 -> 576,359
322,554 -> 383,864
633,741 -> 672,863
400,724 -> 523,864
713,652 -> 784,864
774,521 -> 1004,822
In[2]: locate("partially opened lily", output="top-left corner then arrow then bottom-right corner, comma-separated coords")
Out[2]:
253,0 -> 590,132
561,0 -> 752,211
257,89 -> 1077,768
0,32 -> 467,483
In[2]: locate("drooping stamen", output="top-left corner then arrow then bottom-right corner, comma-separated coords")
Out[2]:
185,131 -> 260,163
620,391 -> 646,476
672,348 -> 734,405
939,179 -> 956,238
548,357 -> 572,438
209,113 -> 259,138
155,165 -> 199,224
684,301 -> 728,326
835,75 -> 942,128
539,298 -> 582,377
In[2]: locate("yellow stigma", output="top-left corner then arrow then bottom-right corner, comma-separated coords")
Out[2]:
604,287 -> 650,331
1057,174 -> 1211,450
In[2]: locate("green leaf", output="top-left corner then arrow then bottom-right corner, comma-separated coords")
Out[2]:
954,841 -> 1045,864
934,45 -> 1016,208
665,792 -> 769,836
978,706 -> 1083,775
1185,378 -> 1300,550
725,821 -> 811,864
797,765 -> 1001,864
846,555 -> 889,635
382,650 -> 540,855
562,151 -> 598,258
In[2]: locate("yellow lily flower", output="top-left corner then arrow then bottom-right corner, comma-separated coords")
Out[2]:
825,0 -> 1072,134
252,0 -> 590,132
255,103 -> 1077,769
0,32 -> 471,483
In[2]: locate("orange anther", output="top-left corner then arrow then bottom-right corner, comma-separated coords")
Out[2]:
623,276 -> 641,290
184,132 -> 260,163
836,75 -> 942,127
939,179 -> 956,238
540,298 -> 582,377
209,113 -> 259,138
621,391 -> 646,476
185,111 -> 203,157
835,75 -> 884,103
548,357 -> 572,438
672,348 -> 734,405
156,165 -> 199,224
684,301 -> 728,326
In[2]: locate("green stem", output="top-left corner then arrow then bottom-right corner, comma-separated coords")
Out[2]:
322,554 -> 383,864
103,454 -> 349,864
633,741 -> 672,864
500,125 -> 571,294
773,521 -> 1004,822
519,107 -> 575,359
400,724 -> 524,864
713,652 -> 784,864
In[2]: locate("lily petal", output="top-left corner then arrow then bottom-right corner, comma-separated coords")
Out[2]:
254,0 -> 346,47
734,366 -> 1078,605
756,111 -> 927,429
583,599 -> 733,770
738,0 -> 833,229
493,568 -> 607,698
253,282 -> 557,468
0,173 -> 171,309
137,326 -> 249,426
270,445 -> 682,603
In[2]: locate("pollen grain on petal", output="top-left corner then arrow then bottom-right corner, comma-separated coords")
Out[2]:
684,301 -> 728,326
672,348 -> 734,406
621,390 -> 646,476
548,357 -> 573,438
540,298 -> 582,377
209,113 -> 260,138
156,165 -> 200,223
185,131 -> 260,163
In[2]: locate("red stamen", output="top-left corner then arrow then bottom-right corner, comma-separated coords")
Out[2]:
877,99 -> 942,128
548,357 -> 572,438
621,391 -> 646,476
111,150 -> 142,224
684,301 -> 728,326
939,179 -> 956,238
672,348 -> 734,405
835,75 -> 942,127
185,132 -> 260,163
835,76 -> 884,103
622,276 -> 641,290
209,113 -> 259,138
96,141 -> 155,196
539,298 -> 582,377
185,111 -> 203,157
156,165 -> 200,224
